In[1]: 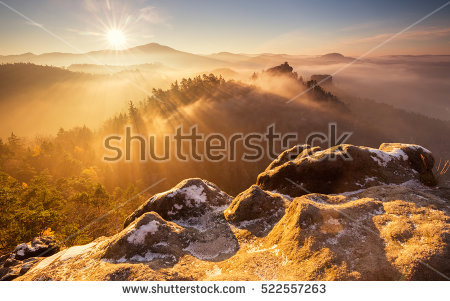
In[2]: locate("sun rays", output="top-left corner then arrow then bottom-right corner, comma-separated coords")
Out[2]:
106,29 -> 126,50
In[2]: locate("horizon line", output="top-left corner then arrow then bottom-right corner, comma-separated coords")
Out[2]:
1,41 -> 450,58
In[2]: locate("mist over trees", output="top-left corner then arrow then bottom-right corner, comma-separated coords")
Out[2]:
0,62 -> 449,255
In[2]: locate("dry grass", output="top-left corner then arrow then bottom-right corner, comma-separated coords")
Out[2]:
435,158 -> 449,177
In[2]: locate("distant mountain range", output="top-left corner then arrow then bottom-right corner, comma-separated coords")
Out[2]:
0,43 -> 223,69
2,42 -> 449,71
0,42 -> 356,69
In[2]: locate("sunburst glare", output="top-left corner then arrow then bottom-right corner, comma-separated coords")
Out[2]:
106,29 -> 126,49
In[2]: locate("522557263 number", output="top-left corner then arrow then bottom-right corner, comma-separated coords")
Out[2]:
261,283 -> 326,294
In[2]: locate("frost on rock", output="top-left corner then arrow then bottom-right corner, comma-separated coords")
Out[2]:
124,178 -> 232,228
11,236 -> 59,260
367,147 -> 408,167
129,252 -> 175,262
126,221 -> 160,245
14,244 -> 30,257
59,242 -> 97,261
103,212 -> 186,263
168,184 -> 207,206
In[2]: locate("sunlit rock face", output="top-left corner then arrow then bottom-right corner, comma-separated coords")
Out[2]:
265,187 -> 450,280
224,185 -> 290,237
103,212 -> 187,264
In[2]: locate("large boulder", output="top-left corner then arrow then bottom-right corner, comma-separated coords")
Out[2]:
107,209 -> 239,264
257,143 -> 436,197
12,236 -> 59,260
224,185 -> 289,236
124,178 -> 232,228
121,179 -> 239,263
103,212 -> 186,264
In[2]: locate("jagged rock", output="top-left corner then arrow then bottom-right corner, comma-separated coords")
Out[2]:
257,143 -> 436,197
224,185 -> 289,236
266,62 -> 294,75
124,178 -> 232,228
3,258 -> 21,268
103,212 -> 186,263
0,257 -> 40,281
0,236 -> 58,281
12,236 -> 59,260
265,144 -> 313,171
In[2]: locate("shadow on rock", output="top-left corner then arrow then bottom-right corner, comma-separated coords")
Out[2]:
224,185 -> 290,237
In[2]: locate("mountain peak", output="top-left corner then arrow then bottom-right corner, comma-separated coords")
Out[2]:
129,43 -> 179,53
265,61 -> 294,74
321,52 -> 345,58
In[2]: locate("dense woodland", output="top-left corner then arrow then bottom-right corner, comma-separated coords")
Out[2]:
0,128 -> 146,253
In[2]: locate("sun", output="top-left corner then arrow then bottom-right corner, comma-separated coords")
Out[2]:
106,29 -> 126,49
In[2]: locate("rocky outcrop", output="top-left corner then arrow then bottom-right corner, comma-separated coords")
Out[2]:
253,62 -> 300,81
0,236 -> 58,281
0,257 -> 41,281
224,185 -> 290,236
11,143 -> 450,281
265,62 -> 295,76
124,178 -> 232,229
120,179 -> 239,263
12,236 -> 59,260
257,143 -> 436,197
103,212 -> 186,264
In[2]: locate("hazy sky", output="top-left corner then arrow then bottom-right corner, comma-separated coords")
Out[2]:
0,0 -> 449,55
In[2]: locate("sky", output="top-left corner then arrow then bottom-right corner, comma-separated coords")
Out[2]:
0,0 -> 449,56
